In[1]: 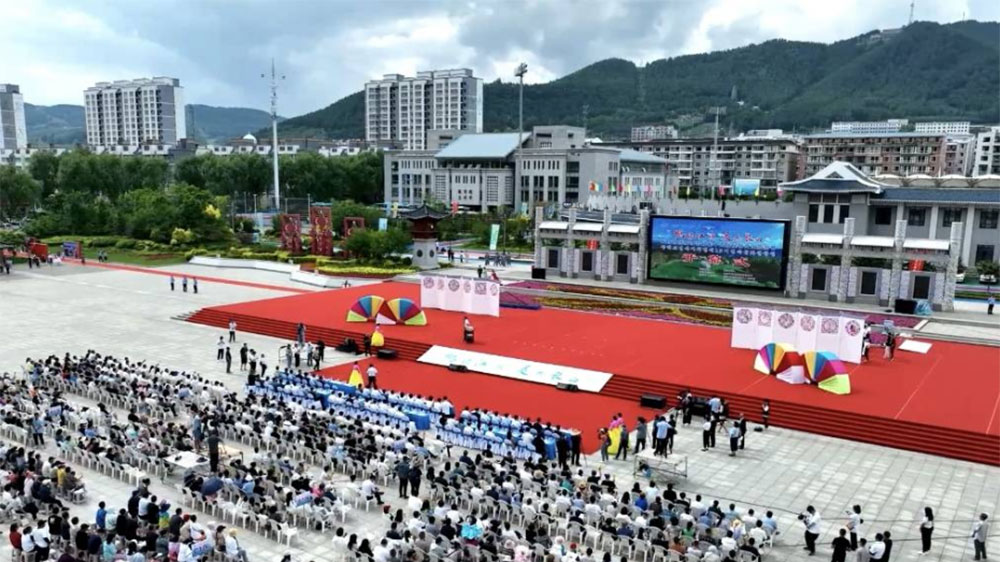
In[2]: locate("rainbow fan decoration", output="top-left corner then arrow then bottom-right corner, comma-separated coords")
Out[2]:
376,298 -> 427,326
803,351 -> 851,395
346,295 -> 385,322
754,342 -> 806,384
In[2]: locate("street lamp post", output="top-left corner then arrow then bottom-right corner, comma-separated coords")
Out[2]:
262,59 -> 285,212
514,63 -> 527,217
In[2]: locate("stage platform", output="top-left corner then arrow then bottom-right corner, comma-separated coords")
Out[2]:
187,281 -> 1000,465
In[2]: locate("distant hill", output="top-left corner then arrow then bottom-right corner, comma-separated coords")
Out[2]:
25,103 -> 281,145
275,20 -> 1000,140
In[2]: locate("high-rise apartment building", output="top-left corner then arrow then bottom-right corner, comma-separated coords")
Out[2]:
631,125 -> 677,142
830,119 -> 908,134
915,121 -> 971,135
84,77 -> 186,147
972,126 -> 1000,177
0,84 -> 27,150
365,69 -> 483,150
943,134 -> 975,176
802,132 -> 946,176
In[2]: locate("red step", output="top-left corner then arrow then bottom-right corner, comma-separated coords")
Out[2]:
602,375 -> 1000,466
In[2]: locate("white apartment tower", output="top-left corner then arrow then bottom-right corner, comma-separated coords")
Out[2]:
0,84 -> 27,150
84,77 -> 186,147
365,69 -> 483,150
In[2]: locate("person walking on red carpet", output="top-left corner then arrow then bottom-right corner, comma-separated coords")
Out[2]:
761,400 -> 770,429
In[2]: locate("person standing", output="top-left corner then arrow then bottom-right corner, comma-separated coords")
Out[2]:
831,528 -> 851,562
727,424 -> 740,456
972,513 -> 989,561
701,417 -> 712,452
248,351 -> 257,377
847,505 -> 862,551
296,323 -> 305,346
395,458 -> 410,497
634,417 -> 648,453
989,294 -> 995,315
316,340 -> 325,365
363,334 -> 372,357
883,331 -> 896,361
182,276 -> 188,292
170,276 -> 175,291
259,354 -> 268,377
477,265 -> 483,279
654,417 -> 669,456
366,364 -> 378,389
599,429 -> 610,462
193,278 -> 198,294
882,531 -> 893,562
615,423 -> 629,461
408,465 -> 422,496
239,344 -> 248,372
216,337 -> 225,361
918,507 -> 933,555
761,400 -> 770,430
224,347 -> 232,374
738,414 -> 748,450
801,506 -> 821,556
228,320 -> 237,343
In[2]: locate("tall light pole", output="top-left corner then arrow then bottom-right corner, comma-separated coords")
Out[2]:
262,59 -> 284,212
514,63 -> 527,215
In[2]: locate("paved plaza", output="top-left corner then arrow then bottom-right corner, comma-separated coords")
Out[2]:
0,263 -> 997,562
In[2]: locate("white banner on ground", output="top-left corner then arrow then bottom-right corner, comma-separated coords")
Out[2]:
772,311 -> 798,346
730,307 -> 757,349
418,345 -> 612,392
419,275 -> 500,317
838,317 -> 865,363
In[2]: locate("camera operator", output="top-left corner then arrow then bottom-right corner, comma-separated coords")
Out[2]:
799,505 -> 822,555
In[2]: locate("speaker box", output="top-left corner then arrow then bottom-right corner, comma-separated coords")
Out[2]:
376,349 -> 398,359
640,394 -> 666,409
894,298 -> 917,314
531,267 -> 547,280
556,382 -> 579,391
448,364 -> 469,372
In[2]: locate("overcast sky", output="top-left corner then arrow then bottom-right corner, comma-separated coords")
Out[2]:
2,0 -> 996,116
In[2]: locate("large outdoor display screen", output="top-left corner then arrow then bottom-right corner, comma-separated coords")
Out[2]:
648,216 -> 789,290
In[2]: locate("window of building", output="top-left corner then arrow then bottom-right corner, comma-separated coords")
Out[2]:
980,209 -> 999,229
581,252 -> 594,272
823,205 -> 835,224
859,271 -> 878,295
907,208 -> 927,227
975,244 -> 995,263
810,268 -> 827,292
616,254 -> 630,275
546,249 -> 559,269
941,208 -> 963,227
838,205 -> 850,224
874,207 -> 893,225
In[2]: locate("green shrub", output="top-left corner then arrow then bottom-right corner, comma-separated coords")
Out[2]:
170,228 -> 195,245
114,239 -> 138,249
88,236 -> 120,247
184,248 -> 210,261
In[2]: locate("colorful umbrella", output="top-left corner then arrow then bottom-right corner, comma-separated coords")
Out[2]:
346,295 -> 384,322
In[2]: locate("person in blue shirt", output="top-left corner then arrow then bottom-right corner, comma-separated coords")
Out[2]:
95,502 -> 107,531
635,494 -> 648,511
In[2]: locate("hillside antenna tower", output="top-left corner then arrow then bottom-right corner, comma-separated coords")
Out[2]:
262,59 -> 285,212
908,0 -> 915,25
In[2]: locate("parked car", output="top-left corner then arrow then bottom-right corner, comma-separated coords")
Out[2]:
980,273 -> 998,284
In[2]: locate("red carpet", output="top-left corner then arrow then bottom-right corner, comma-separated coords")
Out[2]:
316,361 -> 649,453
188,281 -> 1000,464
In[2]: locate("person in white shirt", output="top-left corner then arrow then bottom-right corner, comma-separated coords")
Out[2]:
801,506 -> 822,555
868,534 -> 886,560
749,520 -> 769,547
366,364 -> 378,389
847,504 -> 863,550
224,529 -> 249,562
720,530 -> 737,553
373,538 -> 392,562
361,476 -> 383,504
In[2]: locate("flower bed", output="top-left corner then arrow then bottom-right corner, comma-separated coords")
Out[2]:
535,296 -> 733,327
509,280 -> 731,309
315,265 -> 417,278
500,292 -> 541,310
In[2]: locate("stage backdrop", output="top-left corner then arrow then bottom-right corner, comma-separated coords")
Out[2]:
418,345 -> 612,392
731,307 -> 863,363
309,206 -> 333,256
420,275 -> 500,317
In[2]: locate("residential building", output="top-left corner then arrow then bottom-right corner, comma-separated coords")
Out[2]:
972,126 -> 1000,177
0,84 -> 27,150
915,121 -> 971,135
364,69 -> 483,151
84,77 -> 186,147
631,125 -> 677,142
382,125 -> 669,211
801,132 -> 946,177
830,119 -> 908,134
595,137 -> 801,191
1,146 -> 69,169
943,134 -> 975,176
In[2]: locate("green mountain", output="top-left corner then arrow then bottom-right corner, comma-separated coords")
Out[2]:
276,20 -> 999,140
25,103 -> 281,145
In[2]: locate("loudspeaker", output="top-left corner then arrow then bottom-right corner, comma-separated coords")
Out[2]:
448,364 -> 469,372
894,298 -> 917,314
376,349 -> 398,359
531,267 -> 547,280
556,382 -> 579,392
640,394 -> 666,409
337,338 -> 358,353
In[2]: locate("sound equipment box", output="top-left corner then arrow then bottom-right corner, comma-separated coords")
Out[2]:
337,338 -> 358,353
376,349 -> 398,359
639,394 -> 666,409
556,382 -> 579,391
531,267 -> 547,280
448,364 -> 469,372
894,298 -> 917,315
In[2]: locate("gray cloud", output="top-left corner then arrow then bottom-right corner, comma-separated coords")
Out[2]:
1,0 -> 996,116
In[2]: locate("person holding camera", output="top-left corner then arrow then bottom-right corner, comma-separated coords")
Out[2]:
800,505 -> 822,555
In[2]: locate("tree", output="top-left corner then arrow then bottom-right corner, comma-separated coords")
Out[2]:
0,167 -> 41,219
27,151 -> 60,198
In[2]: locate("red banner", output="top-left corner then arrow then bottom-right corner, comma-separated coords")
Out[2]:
343,217 -> 365,238
280,214 -> 302,254
309,206 -> 333,256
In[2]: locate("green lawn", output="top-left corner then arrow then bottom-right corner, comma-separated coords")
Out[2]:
82,248 -> 187,267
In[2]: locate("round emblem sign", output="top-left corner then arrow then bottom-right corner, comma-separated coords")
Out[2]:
778,313 -> 794,329
800,316 -> 815,331
736,309 -> 753,324
422,277 -> 435,288
448,279 -> 460,291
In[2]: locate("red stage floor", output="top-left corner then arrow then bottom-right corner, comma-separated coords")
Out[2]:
210,282 -> 1000,440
